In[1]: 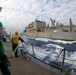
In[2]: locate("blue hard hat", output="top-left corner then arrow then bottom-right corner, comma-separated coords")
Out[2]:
0,22 -> 3,29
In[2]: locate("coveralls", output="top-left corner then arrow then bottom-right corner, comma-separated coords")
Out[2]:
0,36 -> 11,75
12,33 -> 24,57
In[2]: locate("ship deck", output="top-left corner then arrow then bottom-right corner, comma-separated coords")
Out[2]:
0,41 -> 57,75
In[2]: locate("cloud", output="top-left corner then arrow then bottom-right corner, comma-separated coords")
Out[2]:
0,0 -> 76,33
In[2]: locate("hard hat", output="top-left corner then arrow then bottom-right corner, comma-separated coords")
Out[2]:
0,22 -> 3,29
15,31 -> 18,35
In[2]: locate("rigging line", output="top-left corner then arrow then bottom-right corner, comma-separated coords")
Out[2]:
51,50 -> 63,66
24,32 -> 40,40
31,32 -> 40,58
22,32 -> 40,58
33,32 -> 40,39
2,7 -> 50,19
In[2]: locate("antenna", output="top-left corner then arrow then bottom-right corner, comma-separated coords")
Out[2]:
38,16 -> 39,20
36,16 -> 37,20
42,17 -> 43,22
69,18 -> 72,32
50,18 -> 54,27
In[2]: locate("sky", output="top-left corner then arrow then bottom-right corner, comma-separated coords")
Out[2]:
0,0 -> 76,34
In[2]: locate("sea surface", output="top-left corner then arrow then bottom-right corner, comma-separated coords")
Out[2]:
19,35 -> 76,72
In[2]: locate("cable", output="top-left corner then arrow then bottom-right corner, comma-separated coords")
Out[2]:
2,7 -> 50,19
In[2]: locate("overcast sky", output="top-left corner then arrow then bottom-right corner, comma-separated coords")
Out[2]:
0,0 -> 76,34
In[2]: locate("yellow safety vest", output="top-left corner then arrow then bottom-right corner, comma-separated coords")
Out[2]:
12,35 -> 19,44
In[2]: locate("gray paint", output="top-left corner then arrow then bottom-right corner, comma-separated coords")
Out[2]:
25,31 -> 76,40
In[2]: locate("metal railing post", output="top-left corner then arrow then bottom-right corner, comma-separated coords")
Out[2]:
61,48 -> 66,71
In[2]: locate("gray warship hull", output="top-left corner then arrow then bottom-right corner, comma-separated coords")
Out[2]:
25,32 -> 76,41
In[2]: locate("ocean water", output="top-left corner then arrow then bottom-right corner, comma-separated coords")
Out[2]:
19,35 -> 76,72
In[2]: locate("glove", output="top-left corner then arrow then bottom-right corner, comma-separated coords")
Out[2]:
7,53 -> 14,59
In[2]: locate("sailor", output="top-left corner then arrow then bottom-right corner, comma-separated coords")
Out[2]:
0,22 -> 12,75
12,31 -> 25,57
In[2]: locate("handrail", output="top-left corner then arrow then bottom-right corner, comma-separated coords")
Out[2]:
61,48 -> 66,71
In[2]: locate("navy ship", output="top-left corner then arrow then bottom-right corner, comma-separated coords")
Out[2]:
25,18 -> 76,41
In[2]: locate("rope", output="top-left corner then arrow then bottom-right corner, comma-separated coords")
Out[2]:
8,45 -> 18,58
52,50 -> 63,66
2,7 -> 50,19
31,32 -> 39,58
13,45 -> 18,53
25,32 -> 39,39
20,32 -> 40,58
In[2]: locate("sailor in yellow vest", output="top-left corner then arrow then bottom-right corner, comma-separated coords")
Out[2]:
12,31 -> 24,57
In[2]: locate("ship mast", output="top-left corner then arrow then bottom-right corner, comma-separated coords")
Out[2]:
69,18 -> 72,32
0,7 -> 2,12
50,18 -> 56,28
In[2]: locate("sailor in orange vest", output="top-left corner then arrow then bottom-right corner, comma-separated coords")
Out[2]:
12,31 -> 25,57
